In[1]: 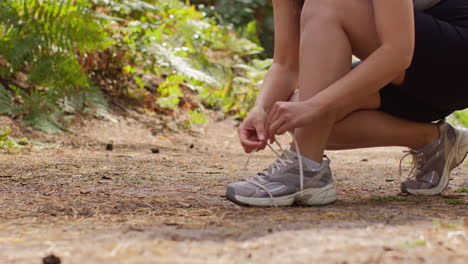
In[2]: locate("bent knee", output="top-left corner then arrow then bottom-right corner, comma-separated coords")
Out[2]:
301,0 -> 351,26
335,93 -> 381,122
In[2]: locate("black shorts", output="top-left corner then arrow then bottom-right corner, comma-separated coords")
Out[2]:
377,0 -> 468,123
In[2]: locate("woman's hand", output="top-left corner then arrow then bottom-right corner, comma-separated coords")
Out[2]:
238,106 -> 268,153
266,100 -> 330,142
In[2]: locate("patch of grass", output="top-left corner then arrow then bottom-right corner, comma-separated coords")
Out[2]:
0,127 -> 15,150
398,239 -> 426,248
443,198 -> 467,205
369,196 -> 409,202
0,127 -> 29,151
433,219 -> 464,230
453,188 -> 468,193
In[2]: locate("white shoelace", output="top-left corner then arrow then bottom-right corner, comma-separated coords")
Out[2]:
399,149 -> 424,181
242,132 -> 304,208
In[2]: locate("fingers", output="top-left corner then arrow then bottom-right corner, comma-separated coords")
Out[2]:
276,121 -> 293,135
269,117 -> 287,137
241,101 -> 302,152
238,124 -> 267,153
255,120 -> 266,142
267,102 -> 290,140
238,130 -> 259,153
266,102 -> 282,141
266,102 -> 299,140
266,102 -> 280,131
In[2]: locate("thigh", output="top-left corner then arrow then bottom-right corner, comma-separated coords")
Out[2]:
289,87 -> 380,122
380,2 -> 468,122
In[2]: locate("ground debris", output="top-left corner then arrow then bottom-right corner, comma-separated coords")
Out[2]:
106,143 -> 114,151
42,254 -> 61,264
80,189 -> 92,195
151,147 -> 160,153
0,120 -> 466,263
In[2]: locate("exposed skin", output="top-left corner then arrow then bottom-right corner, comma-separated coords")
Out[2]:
238,0 -> 439,162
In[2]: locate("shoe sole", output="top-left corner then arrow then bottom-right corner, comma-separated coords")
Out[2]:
226,183 -> 337,207
407,126 -> 468,195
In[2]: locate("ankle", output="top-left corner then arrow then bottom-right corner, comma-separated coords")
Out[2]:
411,124 -> 440,150
289,148 -> 323,163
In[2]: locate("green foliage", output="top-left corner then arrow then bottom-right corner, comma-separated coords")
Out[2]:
432,219 -> 465,230
99,0 -> 268,118
188,109 -> 208,125
157,75 -> 184,109
192,0 -> 274,56
452,109 -> 468,127
0,127 -> 15,150
398,239 -> 426,248
444,198 -> 467,205
453,188 -> 468,193
0,127 -> 28,151
0,0 -> 270,131
368,195 -> 410,202
193,0 -> 269,28
0,0 -> 112,132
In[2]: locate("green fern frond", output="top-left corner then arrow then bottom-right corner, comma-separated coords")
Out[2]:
0,0 -> 112,132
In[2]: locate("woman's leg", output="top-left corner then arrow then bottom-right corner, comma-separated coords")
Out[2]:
294,0 -> 408,161
327,109 -> 439,150
288,91 -> 439,151
294,0 -> 468,158
294,0 -> 352,161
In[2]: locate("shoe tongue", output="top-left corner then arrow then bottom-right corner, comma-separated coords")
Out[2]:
256,150 -> 297,178
282,150 -> 298,161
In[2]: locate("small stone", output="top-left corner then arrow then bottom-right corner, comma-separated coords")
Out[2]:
128,226 -> 144,232
361,159 -> 368,162
177,201 -> 191,208
80,189 -> 91,195
151,148 -> 160,154
42,254 -> 61,264
105,143 -> 113,151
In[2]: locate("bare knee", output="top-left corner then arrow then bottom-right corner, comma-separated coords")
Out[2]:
335,93 -> 380,122
301,0 -> 345,29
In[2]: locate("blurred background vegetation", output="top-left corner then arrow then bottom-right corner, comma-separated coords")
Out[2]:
0,0 -> 466,133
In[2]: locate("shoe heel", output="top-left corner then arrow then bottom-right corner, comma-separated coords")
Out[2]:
296,183 -> 337,206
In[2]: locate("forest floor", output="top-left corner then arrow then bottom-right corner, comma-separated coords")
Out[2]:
0,112 -> 467,264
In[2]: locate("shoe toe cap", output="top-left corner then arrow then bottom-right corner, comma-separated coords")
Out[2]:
226,183 -> 254,206
226,182 -> 256,197
401,179 -> 434,193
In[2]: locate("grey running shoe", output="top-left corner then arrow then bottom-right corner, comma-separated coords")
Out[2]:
400,121 -> 468,195
226,150 -> 337,207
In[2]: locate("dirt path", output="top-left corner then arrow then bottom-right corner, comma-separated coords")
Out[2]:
0,114 -> 467,264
